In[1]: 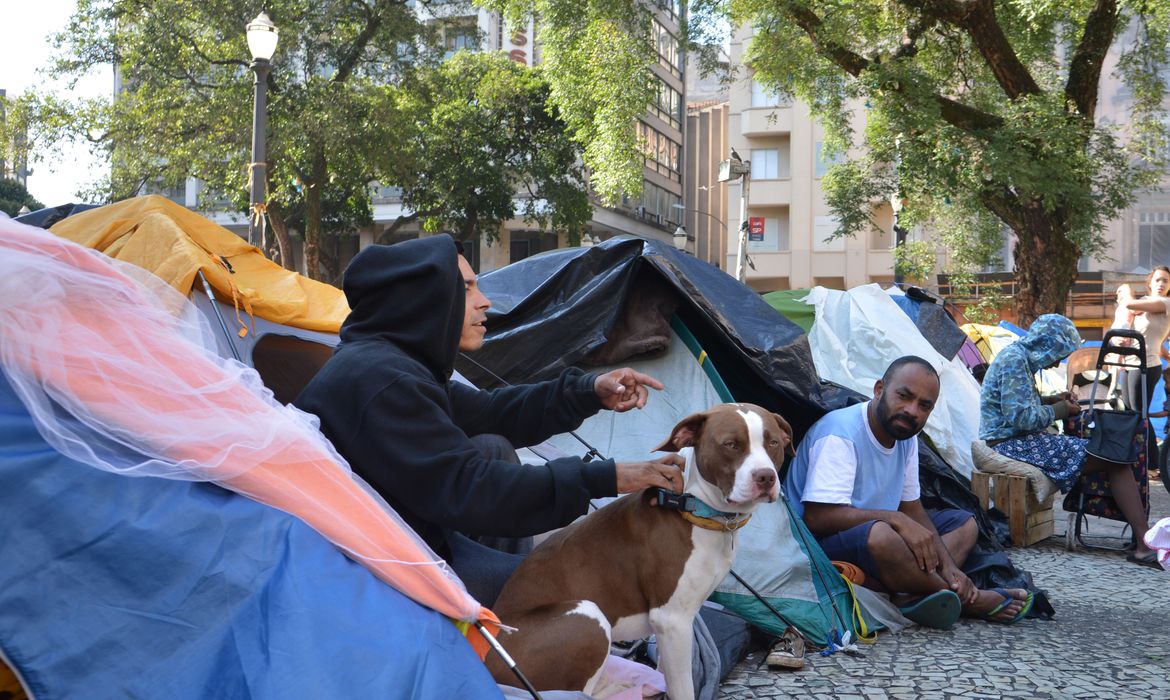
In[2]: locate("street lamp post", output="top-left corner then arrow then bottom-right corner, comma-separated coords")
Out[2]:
671,204 -> 727,256
246,10 -> 279,249
718,154 -> 752,282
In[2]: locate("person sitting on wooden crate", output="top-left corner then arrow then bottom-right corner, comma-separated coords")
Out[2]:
979,314 -> 1154,566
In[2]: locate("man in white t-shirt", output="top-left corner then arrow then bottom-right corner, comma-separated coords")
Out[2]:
785,356 -> 1033,628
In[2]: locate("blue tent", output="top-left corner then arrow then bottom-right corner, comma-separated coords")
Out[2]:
0,373 -> 502,700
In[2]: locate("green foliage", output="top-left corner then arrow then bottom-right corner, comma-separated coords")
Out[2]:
730,0 -> 1170,319
28,0 -> 587,277
394,53 -> 590,241
509,0 -> 1169,320
0,178 -> 44,217
481,0 -> 655,204
891,239 -> 936,286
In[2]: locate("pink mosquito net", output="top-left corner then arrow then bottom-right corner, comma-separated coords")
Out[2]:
0,215 -> 498,647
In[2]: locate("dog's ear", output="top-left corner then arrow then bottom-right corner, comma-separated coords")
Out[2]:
772,412 -> 796,457
654,412 -> 706,452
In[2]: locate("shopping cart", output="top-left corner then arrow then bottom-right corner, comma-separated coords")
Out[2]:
1064,329 -> 1151,551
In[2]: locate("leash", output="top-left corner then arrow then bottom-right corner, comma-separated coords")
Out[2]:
458,353 -> 604,462
459,355 -> 813,666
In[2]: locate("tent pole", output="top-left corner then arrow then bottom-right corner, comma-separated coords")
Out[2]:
475,622 -> 544,700
197,270 -> 244,364
459,353 -> 603,461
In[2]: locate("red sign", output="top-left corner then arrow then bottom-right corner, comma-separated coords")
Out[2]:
748,216 -> 765,242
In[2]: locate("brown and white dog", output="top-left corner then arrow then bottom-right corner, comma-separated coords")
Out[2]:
487,403 -> 794,699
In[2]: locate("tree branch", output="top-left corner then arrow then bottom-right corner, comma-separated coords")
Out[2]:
784,3 -> 1003,130
891,14 -> 939,60
900,0 -> 1040,99
1064,0 -> 1119,119
333,1 -> 394,84
784,4 -> 869,76
376,208 -> 441,243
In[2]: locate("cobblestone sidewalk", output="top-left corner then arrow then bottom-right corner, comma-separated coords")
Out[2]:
720,484 -> 1170,699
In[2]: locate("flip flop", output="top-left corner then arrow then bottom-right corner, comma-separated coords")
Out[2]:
898,590 -> 961,629
979,588 -> 1034,624
1126,552 -> 1162,570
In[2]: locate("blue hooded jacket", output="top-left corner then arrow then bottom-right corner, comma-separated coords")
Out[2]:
979,314 -> 1082,441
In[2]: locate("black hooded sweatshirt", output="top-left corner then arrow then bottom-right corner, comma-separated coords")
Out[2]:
294,235 -> 616,556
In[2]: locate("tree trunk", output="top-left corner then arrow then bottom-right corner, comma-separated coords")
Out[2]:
318,235 -> 340,284
267,202 -> 297,272
302,147 -> 328,281
1010,203 -> 1081,326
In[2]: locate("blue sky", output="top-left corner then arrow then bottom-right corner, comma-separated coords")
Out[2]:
1,0 -> 112,205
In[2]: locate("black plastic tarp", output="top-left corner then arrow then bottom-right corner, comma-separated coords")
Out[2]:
462,236 -> 1051,616
15,203 -> 100,229
889,288 -> 970,361
459,236 -> 857,441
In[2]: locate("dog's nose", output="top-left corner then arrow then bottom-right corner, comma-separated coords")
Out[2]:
752,468 -> 776,491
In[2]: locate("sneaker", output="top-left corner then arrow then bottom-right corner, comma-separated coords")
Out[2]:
766,627 -> 805,670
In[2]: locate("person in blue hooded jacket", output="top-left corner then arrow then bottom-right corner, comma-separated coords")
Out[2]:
980,314 -> 1153,565
294,234 -> 685,604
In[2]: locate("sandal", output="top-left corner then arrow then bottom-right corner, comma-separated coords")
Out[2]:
1126,551 -> 1162,570
978,588 -> 1033,624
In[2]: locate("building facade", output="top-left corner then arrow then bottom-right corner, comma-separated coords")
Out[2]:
723,25 -> 896,293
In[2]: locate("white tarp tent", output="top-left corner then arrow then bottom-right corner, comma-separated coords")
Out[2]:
804,284 -> 981,477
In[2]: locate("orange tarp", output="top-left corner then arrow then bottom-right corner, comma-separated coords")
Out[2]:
49,195 -> 349,333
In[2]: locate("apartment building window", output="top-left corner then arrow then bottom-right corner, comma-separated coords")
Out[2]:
751,79 -> 784,108
749,149 -> 781,179
638,121 -> 682,182
441,17 -> 479,59
815,141 -> 845,177
370,183 -> 403,204
652,20 -> 682,78
143,178 -> 186,206
509,231 -> 558,263
651,0 -> 683,21
641,182 -> 682,225
746,215 -> 789,252
1136,211 -> 1170,270
814,215 -> 846,251
653,79 -> 682,129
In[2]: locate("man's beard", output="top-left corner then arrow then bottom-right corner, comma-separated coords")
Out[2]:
876,395 -> 923,441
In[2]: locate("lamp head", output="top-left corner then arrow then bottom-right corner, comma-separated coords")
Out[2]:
247,10 -> 279,62
672,225 -> 687,251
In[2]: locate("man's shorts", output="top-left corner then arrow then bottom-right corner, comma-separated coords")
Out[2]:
816,508 -> 974,583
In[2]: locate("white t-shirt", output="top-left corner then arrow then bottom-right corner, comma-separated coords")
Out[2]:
797,402 -> 920,511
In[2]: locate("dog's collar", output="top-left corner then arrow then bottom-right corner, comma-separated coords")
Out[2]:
680,497 -> 752,532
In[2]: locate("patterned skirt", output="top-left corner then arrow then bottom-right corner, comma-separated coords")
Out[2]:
991,433 -> 1087,492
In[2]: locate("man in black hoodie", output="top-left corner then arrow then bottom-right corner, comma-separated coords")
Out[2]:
295,234 -> 684,603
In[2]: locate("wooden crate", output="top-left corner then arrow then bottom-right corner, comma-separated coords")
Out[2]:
970,471 -> 1055,547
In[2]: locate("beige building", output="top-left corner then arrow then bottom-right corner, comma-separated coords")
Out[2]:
723,25 -> 895,293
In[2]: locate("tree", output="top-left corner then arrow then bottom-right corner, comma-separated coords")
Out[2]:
495,0 -> 1170,324
25,0 -> 587,281
380,52 -> 590,244
0,178 -> 44,217
481,0 -> 656,205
